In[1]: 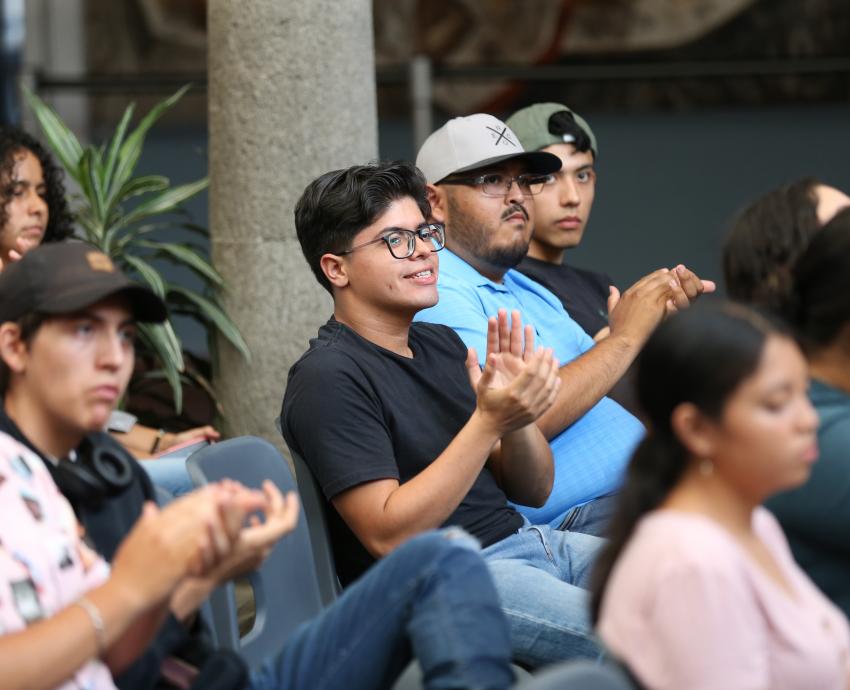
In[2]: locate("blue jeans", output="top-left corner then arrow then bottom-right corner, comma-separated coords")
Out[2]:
483,521 -> 605,669
556,493 -> 619,538
249,530 -> 515,690
141,457 -> 194,497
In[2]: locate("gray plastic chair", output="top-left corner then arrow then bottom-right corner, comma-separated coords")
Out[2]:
187,436 -> 432,690
289,447 -> 343,606
187,436 -> 324,671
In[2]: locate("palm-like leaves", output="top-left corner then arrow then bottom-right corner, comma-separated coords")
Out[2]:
25,86 -> 249,413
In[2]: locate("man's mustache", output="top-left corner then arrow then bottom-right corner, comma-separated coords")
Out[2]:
501,204 -> 529,222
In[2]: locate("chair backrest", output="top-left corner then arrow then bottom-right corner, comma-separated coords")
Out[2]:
187,436 -> 324,670
288,448 -> 342,606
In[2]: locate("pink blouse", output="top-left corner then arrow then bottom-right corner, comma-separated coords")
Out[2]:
0,432 -> 115,690
599,507 -> 850,690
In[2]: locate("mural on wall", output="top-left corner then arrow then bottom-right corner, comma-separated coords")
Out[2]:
372,0 -> 850,113
374,0 -> 757,111
82,0 -> 850,120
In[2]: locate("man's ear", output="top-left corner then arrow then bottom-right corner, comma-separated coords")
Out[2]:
0,322 -> 28,375
426,183 -> 447,224
670,401 -> 717,460
319,252 -> 350,290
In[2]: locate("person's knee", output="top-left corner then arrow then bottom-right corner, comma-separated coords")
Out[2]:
399,528 -> 486,579
400,526 -> 477,557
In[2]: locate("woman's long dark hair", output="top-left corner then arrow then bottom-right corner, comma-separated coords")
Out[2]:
787,207 -> 850,351
590,302 -> 789,622
0,126 -> 74,243
722,177 -> 821,315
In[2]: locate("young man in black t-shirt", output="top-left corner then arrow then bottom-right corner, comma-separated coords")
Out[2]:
283,160 -> 606,669
0,242 -> 516,690
505,104 -> 614,340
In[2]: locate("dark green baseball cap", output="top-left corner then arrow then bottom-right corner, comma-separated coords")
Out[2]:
506,103 -> 598,157
0,242 -> 167,324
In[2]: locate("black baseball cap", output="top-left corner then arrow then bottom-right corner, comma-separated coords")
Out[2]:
0,242 -> 167,323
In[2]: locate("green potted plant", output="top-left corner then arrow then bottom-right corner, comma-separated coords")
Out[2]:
25,85 -> 249,414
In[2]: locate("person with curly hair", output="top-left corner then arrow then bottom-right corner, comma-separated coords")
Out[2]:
0,126 -> 74,267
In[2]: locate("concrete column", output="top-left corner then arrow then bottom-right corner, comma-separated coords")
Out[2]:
208,0 -> 378,446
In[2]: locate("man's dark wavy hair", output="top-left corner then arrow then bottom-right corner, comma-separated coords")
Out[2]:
294,160 -> 431,293
0,126 -> 74,243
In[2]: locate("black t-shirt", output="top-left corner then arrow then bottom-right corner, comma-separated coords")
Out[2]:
281,318 -> 523,585
516,256 -> 613,338
0,407 -> 194,690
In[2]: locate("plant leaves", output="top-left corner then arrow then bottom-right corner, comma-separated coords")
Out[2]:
123,254 -> 167,297
136,240 -> 224,286
180,223 -> 212,238
111,178 -> 209,231
104,175 -> 170,232
113,174 -> 169,205
101,103 -> 135,193
23,88 -> 84,184
81,148 -> 107,230
137,322 -> 185,413
109,84 -> 193,199
168,285 -> 250,360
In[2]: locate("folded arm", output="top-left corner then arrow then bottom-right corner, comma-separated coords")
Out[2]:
537,266 -> 714,439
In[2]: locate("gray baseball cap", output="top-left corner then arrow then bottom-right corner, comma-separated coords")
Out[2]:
506,103 -> 598,157
415,113 -> 561,184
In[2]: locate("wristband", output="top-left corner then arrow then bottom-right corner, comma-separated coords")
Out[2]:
75,596 -> 106,656
150,428 -> 167,454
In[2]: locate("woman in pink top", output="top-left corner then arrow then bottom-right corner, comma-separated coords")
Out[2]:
0,431 -> 271,690
592,303 -> 850,690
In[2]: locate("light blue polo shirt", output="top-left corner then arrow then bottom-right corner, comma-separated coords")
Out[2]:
415,249 -> 644,527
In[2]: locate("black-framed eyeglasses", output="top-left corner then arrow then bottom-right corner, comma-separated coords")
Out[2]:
439,173 -> 551,197
339,223 -> 446,260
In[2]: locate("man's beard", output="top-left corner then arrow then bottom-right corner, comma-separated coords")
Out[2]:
481,241 -> 531,270
447,198 -> 531,271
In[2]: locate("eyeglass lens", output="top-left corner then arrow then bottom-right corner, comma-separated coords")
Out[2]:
386,225 -> 444,259
481,174 -> 546,196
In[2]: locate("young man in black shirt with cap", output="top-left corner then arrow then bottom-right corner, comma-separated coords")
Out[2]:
505,104 -> 612,340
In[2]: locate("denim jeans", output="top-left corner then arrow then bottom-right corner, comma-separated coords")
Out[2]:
482,521 -> 605,669
141,457 -> 194,497
556,493 -> 619,538
248,530 -> 515,690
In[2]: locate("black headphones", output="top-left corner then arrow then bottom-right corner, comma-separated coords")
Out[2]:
49,435 -> 134,507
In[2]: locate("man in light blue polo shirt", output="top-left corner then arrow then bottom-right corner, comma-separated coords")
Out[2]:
415,113 -> 715,536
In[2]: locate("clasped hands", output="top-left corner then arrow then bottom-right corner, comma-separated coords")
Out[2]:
466,309 -> 561,435
111,479 -> 300,610
607,264 -> 717,344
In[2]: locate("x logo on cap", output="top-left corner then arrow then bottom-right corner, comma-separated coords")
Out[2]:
486,126 -> 515,147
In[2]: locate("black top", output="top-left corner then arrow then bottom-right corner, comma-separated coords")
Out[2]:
516,256 -> 613,338
0,408 -> 195,690
281,318 -> 523,585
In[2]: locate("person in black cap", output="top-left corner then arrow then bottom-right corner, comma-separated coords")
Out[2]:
0,241 -> 283,689
504,104 -> 610,340
0,127 -> 219,460
414,113 -> 714,540
0,242 -> 517,690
